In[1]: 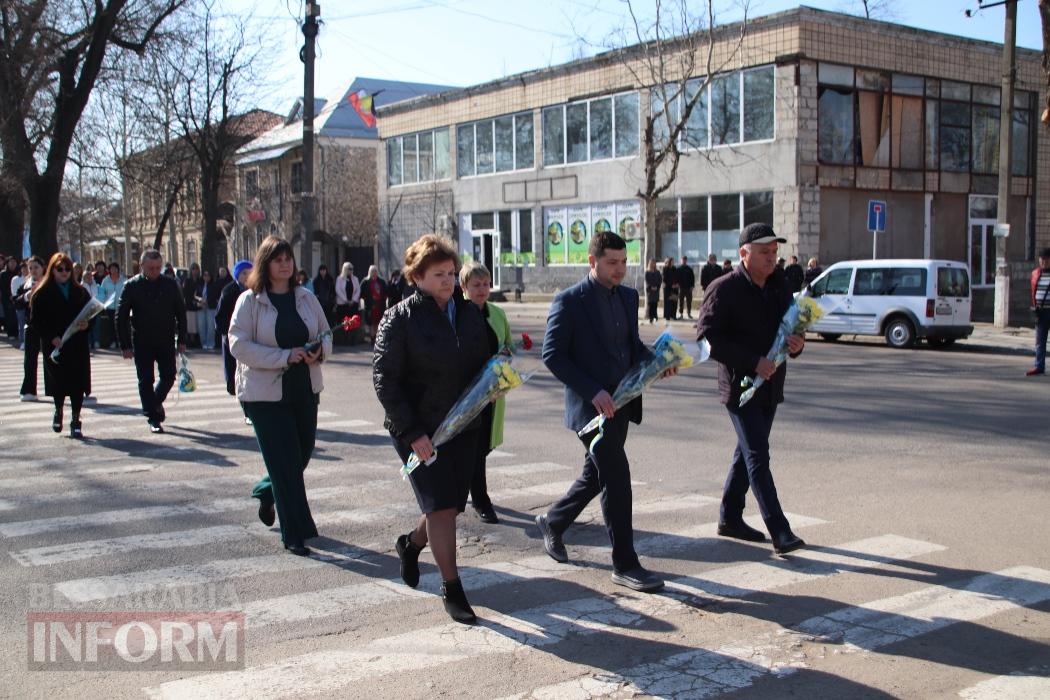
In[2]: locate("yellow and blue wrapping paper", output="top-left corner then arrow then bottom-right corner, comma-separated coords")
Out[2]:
577,329 -> 709,454
401,352 -> 536,478
177,353 -> 196,393
737,294 -> 826,407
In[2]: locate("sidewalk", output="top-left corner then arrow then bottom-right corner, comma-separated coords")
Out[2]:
500,301 -> 1036,354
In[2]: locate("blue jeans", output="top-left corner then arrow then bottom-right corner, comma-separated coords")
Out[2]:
1035,309 -> 1050,371
721,403 -> 790,537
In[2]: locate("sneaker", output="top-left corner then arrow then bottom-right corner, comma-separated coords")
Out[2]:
1025,367 -> 1045,376
20,394 -> 36,402
611,567 -> 664,592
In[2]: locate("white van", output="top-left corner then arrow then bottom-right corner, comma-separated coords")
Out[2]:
806,259 -> 973,348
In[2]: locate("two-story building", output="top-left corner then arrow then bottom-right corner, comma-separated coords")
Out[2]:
233,77 -> 452,276
375,7 -> 1048,319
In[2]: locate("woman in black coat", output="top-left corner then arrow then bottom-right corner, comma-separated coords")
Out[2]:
373,234 -> 496,625
662,256 -> 678,321
29,253 -> 92,438
644,259 -> 661,324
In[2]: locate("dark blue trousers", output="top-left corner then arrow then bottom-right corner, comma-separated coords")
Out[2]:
1034,309 -> 1050,371
547,412 -> 640,573
133,343 -> 176,421
721,403 -> 791,537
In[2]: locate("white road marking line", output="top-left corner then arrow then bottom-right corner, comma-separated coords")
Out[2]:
0,486 -> 359,537
10,525 -> 252,566
143,535 -> 945,700
489,449 -> 515,459
0,473 -> 261,509
486,461 -> 569,476
503,566 -> 1050,700
958,669 -> 1050,699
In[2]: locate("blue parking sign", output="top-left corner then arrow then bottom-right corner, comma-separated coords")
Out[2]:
867,200 -> 887,232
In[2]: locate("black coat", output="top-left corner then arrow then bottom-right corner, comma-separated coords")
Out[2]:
662,264 -> 677,290
785,263 -> 804,293
29,282 -> 92,397
215,279 -> 244,336
644,270 -> 662,304
117,274 -> 188,350
182,276 -> 202,311
700,262 -> 723,290
313,274 -> 336,309
372,291 -> 496,445
678,263 -> 696,289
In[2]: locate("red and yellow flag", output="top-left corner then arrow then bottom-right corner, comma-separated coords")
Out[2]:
348,89 -> 377,128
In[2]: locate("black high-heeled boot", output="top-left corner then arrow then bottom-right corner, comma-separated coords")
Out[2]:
70,417 -> 83,439
52,406 -> 63,433
395,533 -> 422,588
441,577 -> 476,625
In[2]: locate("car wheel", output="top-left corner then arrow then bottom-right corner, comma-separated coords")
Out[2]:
927,337 -> 956,349
884,317 -> 915,348
819,333 -> 841,342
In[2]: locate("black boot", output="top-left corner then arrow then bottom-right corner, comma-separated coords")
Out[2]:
70,417 -> 83,439
52,406 -> 63,433
395,533 -> 423,588
441,578 -> 476,625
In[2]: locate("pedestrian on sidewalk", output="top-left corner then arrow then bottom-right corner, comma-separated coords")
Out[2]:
460,260 -> 513,525
373,234 -> 496,624
362,265 -> 387,343
230,237 -> 330,557
1028,247 -> 1050,376
312,264 -> 336,325
98,263 -> 125,349
644,259 -> 661,324
16,256 -> 44,401
1,256 -> 19,339
678,255 -> 696,319
535,231 -> 670,593
662,256 -> 678,321
216,260 -> 251,397
196,269 -> 219,351
117,250 -> 187,434
29,253 -> 92,438
700,253 -> 722,295
785,255 -> 805,293
11,261 -> 28,349
697,223 -> 807,556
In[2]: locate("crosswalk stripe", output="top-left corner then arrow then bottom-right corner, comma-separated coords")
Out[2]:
958,670 -> 1050,699
142,533 -> 944,699
0,485 -> 360,538
516,566 -> 1050,700
10,525 -> 252,566
0,473 -> 261,510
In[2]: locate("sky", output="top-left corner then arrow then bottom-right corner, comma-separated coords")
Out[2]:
218,0 -> 1046,115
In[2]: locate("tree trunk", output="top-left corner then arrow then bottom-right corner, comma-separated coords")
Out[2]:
28,173 -> 62,258
643,196 -> 658,265
0,177 -> 25,256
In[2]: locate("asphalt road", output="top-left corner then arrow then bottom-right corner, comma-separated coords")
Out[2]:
0,309 -> 1048,699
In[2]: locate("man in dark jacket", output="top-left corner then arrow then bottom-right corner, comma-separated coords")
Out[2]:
118,250 -> 187,433
784,255 -> 805,293
697,223 -> 807,555
312,265 -> 336,324
536,231 -> 673,593
677,255 -> 696,319
700,254 -> 722,292
216,260 -> 251,395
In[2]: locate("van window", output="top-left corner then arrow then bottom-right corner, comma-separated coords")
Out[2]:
811,267 -> 852,296
937,267 -> 970,297
854,267 -> 927,296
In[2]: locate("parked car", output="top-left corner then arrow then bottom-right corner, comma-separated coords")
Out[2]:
805,259 -> 973,348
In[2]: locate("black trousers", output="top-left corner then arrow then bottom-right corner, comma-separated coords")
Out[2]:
721,403 -> 790,537
221,334 -> 237,395
133,343 -> 176,421
246,395 -> 319,545
646,298 -> 659,322
662,289 -> 677,320
547,412 -> 640,573
679,287 -> 694,317
20,328 -> 41,395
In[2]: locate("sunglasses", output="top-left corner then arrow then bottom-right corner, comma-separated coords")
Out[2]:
55,266 -> 71,272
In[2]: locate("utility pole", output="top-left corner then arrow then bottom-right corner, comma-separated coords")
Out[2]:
299,1 -> 320,277
994,0 -> 1017,328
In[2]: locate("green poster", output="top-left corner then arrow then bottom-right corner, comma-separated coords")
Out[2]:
544,207 -> 567,265
566,205 -> 590,264
616,201 -> 642,264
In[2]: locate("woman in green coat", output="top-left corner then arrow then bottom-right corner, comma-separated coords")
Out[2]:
460,261 -> 512,524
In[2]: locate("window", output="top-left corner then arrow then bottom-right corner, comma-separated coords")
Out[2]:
544,202 -> 642,264
853,268 -> 927,296
541,91 -> 640,165
940,101 -> 970,172
812,267 -> 852,296
290,161 -> 303,195
711,194 -> 740,260
937,267 -> 970,297
658,66 -> 774,151
659,191 -> 772,260
1012,108 -> 1030,177
819,86 -> 854,164
682,80 -> 707,148
971,105 -> 999,174
456,112 -> 533,178
466,209 -> 535,266
743,191 -> 773,226
244,170 -> 260,200
743,67 -> 774,141
711,73 -> 741,145
387,128 -> 452,186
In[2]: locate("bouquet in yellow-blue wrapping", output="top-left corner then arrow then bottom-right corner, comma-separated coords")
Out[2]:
177,353 -> 196,393
577,329 -> 709,453
401,333 -> 537,477
738,294 -> 825,407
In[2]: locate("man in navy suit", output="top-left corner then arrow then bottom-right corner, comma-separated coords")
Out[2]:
536,230 -> 671,592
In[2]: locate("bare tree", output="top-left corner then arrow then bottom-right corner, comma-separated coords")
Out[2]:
0,0 -> 186,257
601,0 -> 748,267
1040,0 -> 1050,129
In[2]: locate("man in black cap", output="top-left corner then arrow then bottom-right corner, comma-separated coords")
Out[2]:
696,222 -> 807,555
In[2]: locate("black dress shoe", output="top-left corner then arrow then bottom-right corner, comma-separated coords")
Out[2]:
441,577 -> 476,625
52,408 -> 63,433
155,405 -> 166,423
147,418 -> 164,434
258,500 -> 275,527
70,420 -> 83,440
717,520 -> 766,542
396,533 -> 422,588
772,531 -> 806,555
474,504 -> 499,524
284,541 -> 312,556
535,514 -> 567,563
611,566 -> 665,592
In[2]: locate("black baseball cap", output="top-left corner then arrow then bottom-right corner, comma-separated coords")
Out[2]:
739,223 -> 786,246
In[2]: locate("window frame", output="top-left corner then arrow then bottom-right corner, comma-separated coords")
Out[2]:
387,127 -> 453,188
541,89 -> 641,169
664,65 -> 777,154
456,112 -> 535,180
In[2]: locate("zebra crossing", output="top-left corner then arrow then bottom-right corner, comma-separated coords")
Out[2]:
2,349 -> 1049,698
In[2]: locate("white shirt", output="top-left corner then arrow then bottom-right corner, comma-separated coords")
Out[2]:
10,274 -> 25,298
